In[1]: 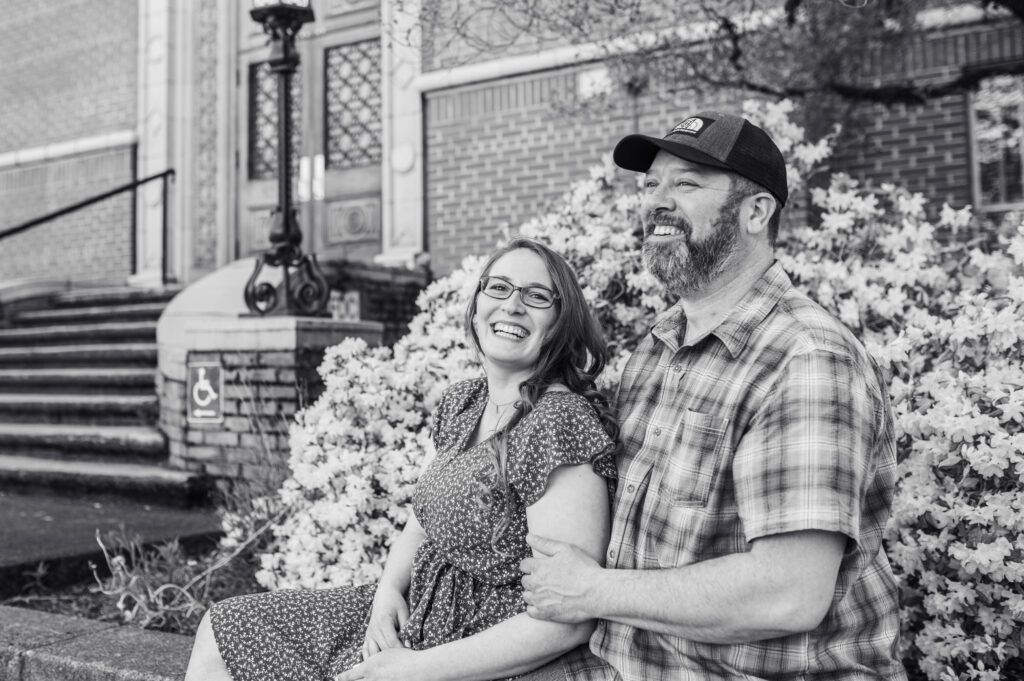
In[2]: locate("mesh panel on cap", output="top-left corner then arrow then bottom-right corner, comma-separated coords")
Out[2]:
730,138 -> 787,203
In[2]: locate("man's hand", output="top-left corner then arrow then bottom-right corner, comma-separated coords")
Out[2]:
362,586 -> 409,659
336,648 -> 421,681
520,533 -> 602,623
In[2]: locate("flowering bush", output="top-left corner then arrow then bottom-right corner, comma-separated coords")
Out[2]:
778,178 -> 1024,681
257,99 -> 1023,679
255,262 -> 485,589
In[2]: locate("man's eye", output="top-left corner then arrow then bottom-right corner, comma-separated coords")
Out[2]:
644,180 -> 658,189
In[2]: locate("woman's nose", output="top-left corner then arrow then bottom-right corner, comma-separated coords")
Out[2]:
500,292 -> 526,313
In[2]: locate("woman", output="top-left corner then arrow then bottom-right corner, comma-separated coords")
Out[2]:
185,237 -> 617,681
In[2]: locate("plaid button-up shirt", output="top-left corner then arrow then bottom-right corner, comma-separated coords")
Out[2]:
566,262 -> 906,681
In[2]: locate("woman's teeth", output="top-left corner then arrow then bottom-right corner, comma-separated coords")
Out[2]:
492,322 -> 529,340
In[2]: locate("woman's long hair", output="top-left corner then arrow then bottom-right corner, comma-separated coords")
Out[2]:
465,236 -> 619,553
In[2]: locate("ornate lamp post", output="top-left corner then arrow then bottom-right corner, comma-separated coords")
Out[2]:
245,0 -> 330,316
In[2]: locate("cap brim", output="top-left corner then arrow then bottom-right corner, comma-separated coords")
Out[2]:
613,134 -> 732,174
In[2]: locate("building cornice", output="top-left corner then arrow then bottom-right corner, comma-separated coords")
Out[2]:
0,130 -> 137,170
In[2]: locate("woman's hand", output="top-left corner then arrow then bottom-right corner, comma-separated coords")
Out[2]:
362,586 -> 410,659
336,648 -> 422,681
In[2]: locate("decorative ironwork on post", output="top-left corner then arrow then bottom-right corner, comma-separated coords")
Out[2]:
245,0 -> 330,316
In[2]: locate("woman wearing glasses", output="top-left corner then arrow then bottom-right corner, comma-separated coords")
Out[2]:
185,237 -> 617,681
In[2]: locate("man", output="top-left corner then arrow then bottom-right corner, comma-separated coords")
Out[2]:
519,111 -> 907,681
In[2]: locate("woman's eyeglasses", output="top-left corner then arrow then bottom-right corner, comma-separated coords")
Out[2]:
478,276 -> 559,309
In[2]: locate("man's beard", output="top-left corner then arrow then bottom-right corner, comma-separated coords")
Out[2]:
641,194 -> 743,297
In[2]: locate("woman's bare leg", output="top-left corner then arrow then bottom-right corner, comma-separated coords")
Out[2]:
184,611 -> 233,681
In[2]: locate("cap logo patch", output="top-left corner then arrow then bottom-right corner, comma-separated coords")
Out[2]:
669,116 -> 713,138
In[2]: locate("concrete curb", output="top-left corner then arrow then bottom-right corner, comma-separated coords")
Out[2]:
0,606 -> 190,681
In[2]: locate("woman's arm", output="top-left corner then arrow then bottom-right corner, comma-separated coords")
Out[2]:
379,511 -> 427,596
363,511 -> 427,656
414,463 -> 611,681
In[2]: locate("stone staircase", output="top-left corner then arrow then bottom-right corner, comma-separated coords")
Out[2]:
0,287 -> 210,507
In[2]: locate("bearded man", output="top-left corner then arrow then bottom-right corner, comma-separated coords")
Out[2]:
518,112 -> 907,681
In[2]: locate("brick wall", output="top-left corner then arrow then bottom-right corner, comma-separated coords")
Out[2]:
0,147 -> 135,283
160,318 -> 384,485
829,19 -> 1024,213
164,350 -> 316,482
0,0 -> 137,153
424,67 -> 753,275
322,259 -> 429,345
424,19 -> 1022,274
830,96 -> 971,210
0,0 -> 139,283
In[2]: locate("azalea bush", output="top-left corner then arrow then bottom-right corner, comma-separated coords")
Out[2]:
779,180 -> 1024,681
255,100 -> 1023,679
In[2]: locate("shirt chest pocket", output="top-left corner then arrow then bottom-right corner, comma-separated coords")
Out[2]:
652,409 -> 729,508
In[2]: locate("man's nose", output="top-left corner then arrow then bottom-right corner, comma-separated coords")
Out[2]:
643,184 -> 675,213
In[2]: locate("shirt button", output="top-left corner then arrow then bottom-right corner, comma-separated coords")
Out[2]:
626,484 -> 636,494
653,427 -> 662,436
608,548 -> 616,560
673,364 -> 683,373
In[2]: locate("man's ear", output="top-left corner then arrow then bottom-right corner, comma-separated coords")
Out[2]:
743,193 -> 776,236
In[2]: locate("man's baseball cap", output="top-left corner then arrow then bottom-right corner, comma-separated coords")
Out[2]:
613,111 -> 788,207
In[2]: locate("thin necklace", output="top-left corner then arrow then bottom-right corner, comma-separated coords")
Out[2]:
487,395 -> 517,435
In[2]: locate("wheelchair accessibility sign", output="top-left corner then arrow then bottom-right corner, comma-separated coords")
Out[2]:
187,361 -> 224,424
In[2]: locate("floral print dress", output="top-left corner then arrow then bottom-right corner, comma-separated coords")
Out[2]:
210,378 -> 615,681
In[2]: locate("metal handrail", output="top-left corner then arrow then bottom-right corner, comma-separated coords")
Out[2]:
0,168 -> 176,282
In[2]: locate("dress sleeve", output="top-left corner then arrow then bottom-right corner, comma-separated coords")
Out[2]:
505,393 -> 616,507
430,378 -> 486,454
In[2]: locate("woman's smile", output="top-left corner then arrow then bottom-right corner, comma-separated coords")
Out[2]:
490,321 -> 530,341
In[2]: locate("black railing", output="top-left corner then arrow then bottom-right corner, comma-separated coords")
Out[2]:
0,169 -> 176,284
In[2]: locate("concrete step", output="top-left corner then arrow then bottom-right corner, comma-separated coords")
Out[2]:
0,606 -> 192,681
0,342 -> 157,367
0,455 -> 208,508
51,286 -> 181,309
0,423 -> 165,460
0,367 -> 155,394
0,394 -> 158,425
0,321 -> 156,346
12,302 -> 168,326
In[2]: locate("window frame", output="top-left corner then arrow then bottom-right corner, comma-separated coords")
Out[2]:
969,72 -> 1024,213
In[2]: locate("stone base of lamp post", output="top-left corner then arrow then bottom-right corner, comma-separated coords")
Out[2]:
159,315 -> 382,489
155,258 -> 385,491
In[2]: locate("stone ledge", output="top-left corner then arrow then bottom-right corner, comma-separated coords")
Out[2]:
0,606 -> 190,681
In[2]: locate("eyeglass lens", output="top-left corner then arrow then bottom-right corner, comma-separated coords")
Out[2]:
480,276 -> 556,308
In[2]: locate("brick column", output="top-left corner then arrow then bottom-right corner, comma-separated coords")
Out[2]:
159,317 -> 383,484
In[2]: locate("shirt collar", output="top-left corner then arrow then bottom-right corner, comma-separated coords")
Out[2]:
651,261 -> 792,358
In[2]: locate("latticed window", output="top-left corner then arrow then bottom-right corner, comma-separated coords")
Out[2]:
248,61 -> 302,180
325,40 -> 382,169
973,75 -> 1024,209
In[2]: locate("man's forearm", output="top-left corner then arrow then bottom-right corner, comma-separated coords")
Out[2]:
583,534 -> 843,644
